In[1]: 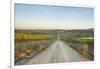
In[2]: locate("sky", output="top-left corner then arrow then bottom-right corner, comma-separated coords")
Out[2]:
15,3 -> 94,30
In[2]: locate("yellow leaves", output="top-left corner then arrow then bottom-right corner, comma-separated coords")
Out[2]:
15,33 -> 48,40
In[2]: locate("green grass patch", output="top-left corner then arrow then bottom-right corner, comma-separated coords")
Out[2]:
64,37 -> 94,43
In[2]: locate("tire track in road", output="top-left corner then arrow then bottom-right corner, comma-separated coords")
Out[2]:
50,41 -> 67,63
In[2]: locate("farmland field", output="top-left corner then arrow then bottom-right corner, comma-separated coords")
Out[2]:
14,29 -> 94,65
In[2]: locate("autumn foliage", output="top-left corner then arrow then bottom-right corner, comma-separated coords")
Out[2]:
15,33 -> 49,40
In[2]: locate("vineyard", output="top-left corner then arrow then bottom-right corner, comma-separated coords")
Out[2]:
15,32 -> 54,65
15,32 -> 49,40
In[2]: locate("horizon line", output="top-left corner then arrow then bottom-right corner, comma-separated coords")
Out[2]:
15,28 -> 94,30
